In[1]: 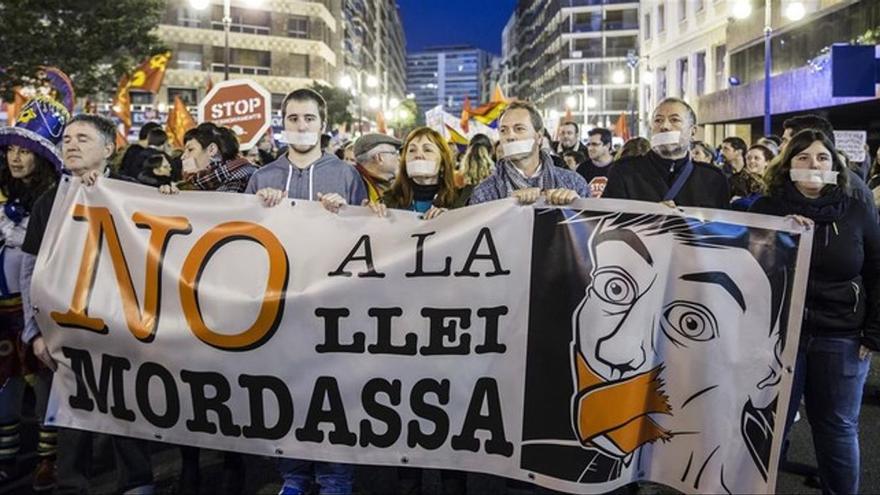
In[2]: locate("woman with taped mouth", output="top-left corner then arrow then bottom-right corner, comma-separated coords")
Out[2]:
750,129 -> 880,495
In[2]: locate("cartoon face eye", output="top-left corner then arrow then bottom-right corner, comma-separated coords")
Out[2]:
661,301 -> 718,343
591,268 -> 638,306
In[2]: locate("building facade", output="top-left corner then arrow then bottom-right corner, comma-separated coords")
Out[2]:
155,0 -> 343,115
407,45 -> 491,116
512,0 -> 641,132
499,12 -> 518,98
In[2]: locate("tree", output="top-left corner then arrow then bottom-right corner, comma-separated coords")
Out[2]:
389,99 -> 419,138
0,0 -> 166,99
309,82 -> 353,130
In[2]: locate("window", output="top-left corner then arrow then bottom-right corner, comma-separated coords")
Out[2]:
289,54 -> 309,77
130,91 -> 152,105
658,3 -> 666,33
167,88 -> 198,106
657,66 -> 667,100
679,1 -> 687,22
212,6 -> 270,35
695,51 -> 706,96
288,15 -> 309,39
694,0 -> 705,13
605,9 -> 638,30
212,48 -> 271,75
714,44 -> 727,90
176,7 -> 201,28
644,13 -> 652,40
606,36 -> 637,57
176,44 -> 203,71
677,57 -> 689,99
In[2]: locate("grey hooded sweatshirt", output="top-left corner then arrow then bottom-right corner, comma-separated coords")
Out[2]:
245,152 -> 367,205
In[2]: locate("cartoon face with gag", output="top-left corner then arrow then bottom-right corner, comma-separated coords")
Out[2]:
570,213 -> 789,493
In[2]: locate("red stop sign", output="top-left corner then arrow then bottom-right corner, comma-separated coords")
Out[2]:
198,79 -> 271,150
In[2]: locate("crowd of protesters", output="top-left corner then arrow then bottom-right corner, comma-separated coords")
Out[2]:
2,86 -> 880,495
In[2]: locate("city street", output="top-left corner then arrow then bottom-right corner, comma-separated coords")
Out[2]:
4,355 -> 880,494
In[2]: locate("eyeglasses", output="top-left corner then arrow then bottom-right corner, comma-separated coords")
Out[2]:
377,150 -> 400,157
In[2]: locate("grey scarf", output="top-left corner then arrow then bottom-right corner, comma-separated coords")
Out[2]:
499,150 -> 556,194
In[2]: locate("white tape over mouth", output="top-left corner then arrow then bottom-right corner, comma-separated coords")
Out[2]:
502,139 -> 535,158
406,159 -> 439,179
284,131 -> 319,146
790,169 -> 839,185
650,131 -> 681,147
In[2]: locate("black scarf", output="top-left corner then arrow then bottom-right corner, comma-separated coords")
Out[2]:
778,180 -> 848,224
412,182 -> 439,203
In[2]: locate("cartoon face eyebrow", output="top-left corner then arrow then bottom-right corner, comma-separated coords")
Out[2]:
680,271 -> 746,312
594,229 -> 654,266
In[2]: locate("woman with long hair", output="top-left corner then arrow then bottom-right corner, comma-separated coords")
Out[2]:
383,127 -> 467,217
750,129 -> 880,495
458,133 -> 495,190
0,96 -> 66,491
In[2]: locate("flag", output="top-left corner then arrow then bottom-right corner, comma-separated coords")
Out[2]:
614,113 -> 631,142
376,110 -> 387,134
112,74 -> 132,130
491,83 -> 507,103
563,108 -> 573,124
460,96 -> 472,133
445,124 -> 469,146
128,51 -> 172,94
5,87 -> 26,126
166,96 -> 196,149
204,72 -> 214,95
115,128 -> 128,150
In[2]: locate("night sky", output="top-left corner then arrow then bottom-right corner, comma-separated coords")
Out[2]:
397,0 -> 518,55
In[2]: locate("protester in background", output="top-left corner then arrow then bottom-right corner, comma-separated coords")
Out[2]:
0,97 -> 64,492
541,128 -> 567,169
341,141 -> 356,164
381,127 -> 466,216
603,97 -> 730,208
758,135 -> 782,150
575,127 -> 614,198
246,89 -> 365,495
119,121 -> 162,178
690,140 -> 715,165
750,129 -> 880,495
720,136 -> 747,178
868,145 -> 880,191
353,133 -> 401,203
20,114 -> 155,495
458,133 -> 495,189
256,131 -> 278,165
613,136 -> 651,161
562,149 -> 586,171
163,123 -> 257,194
729,143 -> 776,210
470,101 -> 588,205
555,121 -> 586,155
137,153 -> 174,187
781,115 -> 876,218
244,145 -> 263,166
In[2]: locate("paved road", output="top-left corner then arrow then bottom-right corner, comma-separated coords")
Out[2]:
4,355 -> 880,494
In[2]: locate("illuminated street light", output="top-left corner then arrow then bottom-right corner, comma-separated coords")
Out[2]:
188,0 -> 210,9
732,0 -> 751,19
586,97 -> 598,108
612,70 -> 626,84
339,75 -> 353,89
389,97 -> 400,108
157,102 -> 167,113
565,96 -> 577,109
368,96 -> 380,109
366,75 -> 379,88
398,109 -> 410,121
784,1 -> 806,21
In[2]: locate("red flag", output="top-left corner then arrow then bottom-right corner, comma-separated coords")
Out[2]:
115,128 -> 128,150
460,96 -> 472,133
614,113 -> 631,142
491,83 -> 507,103
376,111 -> 387,134
112,74 -> 132,131
166,96 -> 197,149
128,51 -> 172,94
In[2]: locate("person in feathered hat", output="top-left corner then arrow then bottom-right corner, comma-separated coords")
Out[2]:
0,95 -> 68,491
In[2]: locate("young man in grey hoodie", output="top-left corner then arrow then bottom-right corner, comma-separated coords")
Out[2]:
244,88 -> 364,495
245,88 -> 366,212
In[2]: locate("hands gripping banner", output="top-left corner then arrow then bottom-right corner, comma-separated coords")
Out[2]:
32,178 -> 811,494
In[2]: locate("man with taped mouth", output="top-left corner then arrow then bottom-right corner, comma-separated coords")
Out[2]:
603,98 -> 730,209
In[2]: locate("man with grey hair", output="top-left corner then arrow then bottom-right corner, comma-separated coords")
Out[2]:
352,133 -> 401,203
603,97 -> 730,209
469,100 -> 589,205
20,114 -> 156,494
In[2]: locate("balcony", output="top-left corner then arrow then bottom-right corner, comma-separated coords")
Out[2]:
211,21 -> 270,36
603,21 -> 639,30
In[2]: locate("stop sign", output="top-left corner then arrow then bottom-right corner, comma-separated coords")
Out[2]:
198,79 -> 271,150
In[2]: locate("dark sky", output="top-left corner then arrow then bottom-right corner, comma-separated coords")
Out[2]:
397,0 -> 517,56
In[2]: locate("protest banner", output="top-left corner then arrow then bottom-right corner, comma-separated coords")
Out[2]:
833,130 -> 867,163
32,179 -> 811,494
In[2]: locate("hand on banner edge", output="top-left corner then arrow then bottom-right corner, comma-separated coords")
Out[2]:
31,336 -> 57,372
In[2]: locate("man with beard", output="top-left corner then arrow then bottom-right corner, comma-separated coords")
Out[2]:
575,127 -> 615,198
603,98 -> 729,209
555,121 -> 586,156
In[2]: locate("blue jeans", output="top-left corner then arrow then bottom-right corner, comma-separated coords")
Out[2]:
783,335 -> 870,495
277,459 -> 353,495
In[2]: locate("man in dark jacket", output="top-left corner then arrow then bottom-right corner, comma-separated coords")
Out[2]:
119,121 -> 162,178
603,97 -> 730,209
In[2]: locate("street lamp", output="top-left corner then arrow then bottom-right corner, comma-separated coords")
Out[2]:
338,75 -> 353,90
366,75 -> 379,88
189,0 -> 264,81
389,97 -> 400,109
733,1 -> 807,135
612,70 -> 626,84
565,95 -> 578,109
368,96 -> 380,109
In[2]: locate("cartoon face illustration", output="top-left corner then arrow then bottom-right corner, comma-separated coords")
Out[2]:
570,213 -> 789,492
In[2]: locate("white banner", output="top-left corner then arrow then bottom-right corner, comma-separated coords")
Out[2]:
33,178 -> 811,494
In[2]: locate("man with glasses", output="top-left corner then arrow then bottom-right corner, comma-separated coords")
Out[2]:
352,133 -> 402,203
575,128 -> 614,198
